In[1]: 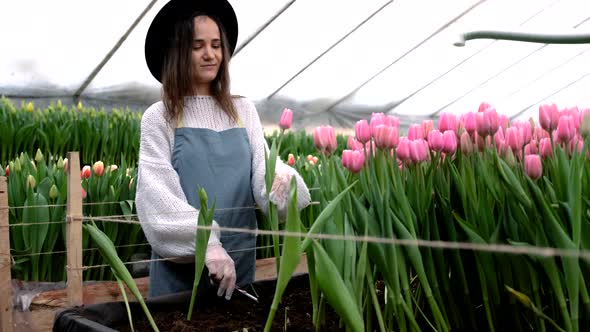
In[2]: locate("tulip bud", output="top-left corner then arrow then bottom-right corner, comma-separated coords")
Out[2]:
427,130 -> 444,152
341,150 -> 352,168
442,130 -> 457,154
93,161 -> 105,177
279,108 -> 293,130
81,165 -> 91,179
14,158 -> 21,172
26,175 -> 36,189
30,160 -> 37,171
539,103 -> 560,132
287,153 -> 295,166
355,119 -> 371,144
369,113 -> 386,137
396,137 -> 411,161
478,101 -> 492,113
556,115 -> 575,144
385,115 -> 399,128
77,101 -> 83,110
438,112 -> 458,133
539,138 -> 552,159
460,132 -> 474,155
64,158 -> 69,173
35,149 -> 43,162
524,155 -> 543,180
407,124 -> 424,141
313,126 -> 337,154
49,184 -> 59,200
504,148 -> 517,167
347,150 -> 365,173
57,157 -> 64,170
4,165 -> 8,177
26,102 -> 34,112
57,99 -> 63,108
374,125 -> 393,149
81,187 -> 87,199
347,135 -> 364,150
422,120 -> 434,136
524,140 -> 538,155
461,112 -> 477,135
109,165 -> 118,172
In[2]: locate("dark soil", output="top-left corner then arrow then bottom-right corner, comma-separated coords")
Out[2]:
117,276 -> 344,332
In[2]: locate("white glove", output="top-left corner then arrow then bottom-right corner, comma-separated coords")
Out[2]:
269,172 -> 292,219
205,244 -> 236,300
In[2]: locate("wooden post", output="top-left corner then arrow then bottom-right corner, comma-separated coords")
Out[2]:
66,152 -> 83,307
0,177 -> 14,332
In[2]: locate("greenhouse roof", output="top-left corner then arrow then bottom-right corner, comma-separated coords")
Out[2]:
2,0 -> 590,130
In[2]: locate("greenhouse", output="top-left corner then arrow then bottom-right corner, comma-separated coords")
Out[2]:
1,0 -> 589,331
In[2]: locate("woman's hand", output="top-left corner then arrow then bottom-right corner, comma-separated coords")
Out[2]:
269,172 -> 292,218
205,244 -> 236,300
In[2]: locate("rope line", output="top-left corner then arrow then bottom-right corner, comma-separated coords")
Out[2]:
0,187 -> 322,210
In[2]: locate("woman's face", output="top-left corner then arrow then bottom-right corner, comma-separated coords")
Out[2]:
191,16 -> 223,91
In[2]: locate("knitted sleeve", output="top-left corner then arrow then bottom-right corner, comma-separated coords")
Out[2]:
135,103 -> 221,261
239,99 -> 311,215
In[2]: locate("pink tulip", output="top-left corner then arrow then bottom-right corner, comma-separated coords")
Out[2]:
538,103 -> 560,132
314,126 -> 337,154
524,141 -> 538,155
512,120 -> 531,144
81,165 -> 91,179
524,155 -> 543,180
279,108 -> 293,130
498,114 -> 510,130
460,132 -> 474,155
93,161 -> 105,177
505,127 -> 523,152
4,165 -> 9,177
396,137 -> 411,161
347,136 -> 365,150
407,124 -> 424,141
461,112 -> 477,135
385,115 -> 400,128
355,119 -> 371,144
539,138 -> 552,159
478,102 -> 492,112
569,135 -> 584,156
341,150 -> 352,168
374,125 -> 393,149
370,113 -> 386,137
81,187 -> 87,200
438,112 -> 458,132
409,139 -> 429,163
427,130 -> 444,152
442,130 -> 457,154
346,150 -> 365,173
64,158 -> 69,173
477,108 -> 500,137
287,153 -> 295,166
556,115 -> 575,144
533,126 -> 550,141
387,126 -> 399,149
422,120 -> 434,136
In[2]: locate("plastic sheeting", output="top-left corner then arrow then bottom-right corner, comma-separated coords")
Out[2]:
2,0 -> 589,130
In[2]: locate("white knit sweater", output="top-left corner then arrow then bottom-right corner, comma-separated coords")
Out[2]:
136,96 -> 311,260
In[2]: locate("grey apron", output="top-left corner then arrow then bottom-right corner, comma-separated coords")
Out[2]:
147,124 -> 257,298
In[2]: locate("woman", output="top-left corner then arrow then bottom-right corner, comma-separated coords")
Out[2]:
136,0 -> 311,300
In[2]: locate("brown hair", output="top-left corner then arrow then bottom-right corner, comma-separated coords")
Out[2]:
161,13 -> 239,124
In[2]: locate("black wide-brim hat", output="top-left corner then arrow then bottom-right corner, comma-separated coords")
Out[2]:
144,0 -> 238,83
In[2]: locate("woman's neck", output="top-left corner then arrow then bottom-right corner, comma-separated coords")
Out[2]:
193,83 -> 212,96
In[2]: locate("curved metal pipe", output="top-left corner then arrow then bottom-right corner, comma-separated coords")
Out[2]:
455,30 -> 590,47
